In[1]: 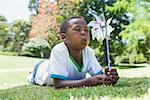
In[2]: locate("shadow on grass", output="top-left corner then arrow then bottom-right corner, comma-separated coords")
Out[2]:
113,65 -> 146,69
0,78 -> 150,99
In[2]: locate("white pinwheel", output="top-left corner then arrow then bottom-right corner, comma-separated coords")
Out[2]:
88,13 -> 114,41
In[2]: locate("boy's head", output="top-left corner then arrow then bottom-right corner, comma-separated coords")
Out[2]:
60,16 -> 89,50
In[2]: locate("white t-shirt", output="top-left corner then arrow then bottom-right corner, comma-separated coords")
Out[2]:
28,42 -> 103,85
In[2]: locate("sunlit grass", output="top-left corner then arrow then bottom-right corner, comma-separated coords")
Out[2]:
0,78 -> 149,99
0,70 -> 29,89
0,55 -> 45,69
0,55 -> 150,99
0,55 -> 44,89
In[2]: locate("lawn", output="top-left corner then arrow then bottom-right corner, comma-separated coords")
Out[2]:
0,55 -> 150,99
0,55 -> 45,69
0,55 -> 45,89
0,78 -> 150,100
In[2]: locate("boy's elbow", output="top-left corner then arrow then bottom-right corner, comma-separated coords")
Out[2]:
53,78 -> 66,89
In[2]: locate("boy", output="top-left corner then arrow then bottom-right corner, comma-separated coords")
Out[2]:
28,16 -> 119,88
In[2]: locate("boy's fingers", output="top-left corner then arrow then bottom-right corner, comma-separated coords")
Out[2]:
110,77 -> 117,82
110,71 -> 117,75
104,76 -> 112,81
99,75 -> 112,81
95,74 -> 118,82
95,75 -> 105,80
100,80 -> 112,85
110,77 -> 118,82
111,75 -> 119,80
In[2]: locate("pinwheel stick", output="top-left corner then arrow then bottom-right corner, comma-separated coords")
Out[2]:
103,15 -> 111,70
87,11 -> 112,70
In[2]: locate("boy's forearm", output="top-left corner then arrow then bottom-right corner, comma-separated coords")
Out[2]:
54,78 -> 91,88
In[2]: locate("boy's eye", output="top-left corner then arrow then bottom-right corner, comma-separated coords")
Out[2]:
73,28 -> 81,31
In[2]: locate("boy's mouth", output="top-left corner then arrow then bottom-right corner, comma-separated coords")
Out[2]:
81,39 -> 88,45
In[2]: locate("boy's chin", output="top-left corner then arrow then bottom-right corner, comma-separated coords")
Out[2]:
73,45 -> 86,51
78,45 -> 87,50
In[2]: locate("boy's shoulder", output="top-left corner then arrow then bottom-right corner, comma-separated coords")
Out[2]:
51,42 -> 67,53
85,46 -> 94,52
84,46 -> 95,56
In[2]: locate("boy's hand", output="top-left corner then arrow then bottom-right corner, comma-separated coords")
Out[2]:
105,67 -> 119,84
88,74 -> 112,86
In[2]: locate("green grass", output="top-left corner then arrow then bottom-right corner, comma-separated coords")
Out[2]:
0,55 -> 45,89
0,70 -> 29,89
0,51 -> 17,56
114,65 -> 146,69
0,55 -> 150,99
0,55 -> 45,69
0,78 -> 150,99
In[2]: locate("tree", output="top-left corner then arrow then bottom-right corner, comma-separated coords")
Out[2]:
0,15 -> 8,47
117,0 -> 150,63
28,0 -> 149,63
78,0 -> 149,64
28,0 -> 39,14
10,20 -> 31,55
77,0 -> 132,65
28,0 -> 64,58
29,0 -> 131,63
0,22 -> 8,45
0,15 -> 7,22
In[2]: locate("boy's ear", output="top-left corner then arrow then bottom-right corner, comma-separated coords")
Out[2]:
61,33 -> 67,41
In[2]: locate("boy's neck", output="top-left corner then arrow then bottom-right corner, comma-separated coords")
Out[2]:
69,48 -> 82,57
64,42 -> 83,67
64,42 -> 82,57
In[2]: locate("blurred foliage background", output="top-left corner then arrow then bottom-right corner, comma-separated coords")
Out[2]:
0,0 -> 149,65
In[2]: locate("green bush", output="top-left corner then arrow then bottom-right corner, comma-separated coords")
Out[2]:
115,52 -> 147,64
135,53 -> 147,64
0,45 -> 4,51
20,51 -> 34,57
0,51 -> 17,56
22,38 -> 50,58
0,45 -> 13,52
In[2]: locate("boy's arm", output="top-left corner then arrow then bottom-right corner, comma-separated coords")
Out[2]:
53,74 -> 112,88
54,78 -> 90,88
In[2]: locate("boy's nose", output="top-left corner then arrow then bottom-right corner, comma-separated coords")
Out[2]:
80,30 -> 88,36
81,31 -> 89,40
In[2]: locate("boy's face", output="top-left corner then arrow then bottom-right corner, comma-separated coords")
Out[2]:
63,18 -> 89,50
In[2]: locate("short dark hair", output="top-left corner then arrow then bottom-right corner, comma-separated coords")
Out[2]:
60,16 -> 83,34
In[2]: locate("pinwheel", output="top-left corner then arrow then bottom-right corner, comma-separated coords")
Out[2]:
88,12 -> 114,70
88,13 -> 114,41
